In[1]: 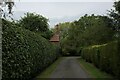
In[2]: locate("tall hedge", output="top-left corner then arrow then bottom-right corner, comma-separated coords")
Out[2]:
2,19 -> 59,79
81,41 -> 120,78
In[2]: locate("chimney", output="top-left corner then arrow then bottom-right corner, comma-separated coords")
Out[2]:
55,24 -> 59,34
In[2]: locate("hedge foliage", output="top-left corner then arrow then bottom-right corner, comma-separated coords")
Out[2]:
2,19 -> 59,79
81,41 -> 120,78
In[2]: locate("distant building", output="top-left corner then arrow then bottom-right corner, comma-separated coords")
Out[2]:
49,34 -> 60,44
50,24 -> 60,44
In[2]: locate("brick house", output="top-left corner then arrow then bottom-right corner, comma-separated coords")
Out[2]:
50,24 -> 60,44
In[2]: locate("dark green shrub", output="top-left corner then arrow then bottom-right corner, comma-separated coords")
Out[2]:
2,19 -> 59,79
61,47 -> 80,56
99,41 -> 119,76
81,41 -> 120,78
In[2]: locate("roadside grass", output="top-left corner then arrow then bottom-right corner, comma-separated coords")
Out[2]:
77,57 -> 113,78
35,57 -> 64,79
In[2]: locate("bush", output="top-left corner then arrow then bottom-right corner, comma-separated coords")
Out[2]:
2,19 -> 59,79
61,46 -> 81,56
81,41 -> 120,78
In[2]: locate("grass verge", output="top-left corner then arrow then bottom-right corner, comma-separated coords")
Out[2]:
77,57 -> 113,78
35,57 -> 64,79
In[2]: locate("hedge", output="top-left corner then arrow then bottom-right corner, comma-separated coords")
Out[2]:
2,19 -> 59,79
81,41 -> 120,78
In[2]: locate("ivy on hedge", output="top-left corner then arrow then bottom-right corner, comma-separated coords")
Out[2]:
2,19 -> 59,79
81,41 -> 120,78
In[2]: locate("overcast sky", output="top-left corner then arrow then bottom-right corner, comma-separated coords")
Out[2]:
12,0 -> 115,27
14,0 -> 115,2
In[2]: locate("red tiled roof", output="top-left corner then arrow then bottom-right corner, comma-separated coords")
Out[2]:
50,34 -> 59,42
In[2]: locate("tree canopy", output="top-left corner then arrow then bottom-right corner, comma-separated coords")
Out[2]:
109,0 -> 120,38
60,14 -> 115,56
19,12 -> 49,32
18,12 -> 53,39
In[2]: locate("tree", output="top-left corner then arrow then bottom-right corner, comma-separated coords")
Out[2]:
59,22 -> 71,39
18,12 -> 53,39
19,12 -> 49,32
114,1 -> 120,13
60,14 -> 115,56
109,0 -> 120,38
0,0 -> 14,18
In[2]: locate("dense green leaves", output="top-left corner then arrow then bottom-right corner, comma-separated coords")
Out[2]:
2,19 -> 58,79
81,41 -> 120,78
17,12 -> 53,39
72,15 -> 114,46
19,12 -> 49,32
114,1 -> 120,14
109,0 -> 120,39
60,15 -> 114,56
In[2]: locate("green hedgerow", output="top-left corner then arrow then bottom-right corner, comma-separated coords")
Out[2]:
2,19 -> 59,79
81,41 -> 120,78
